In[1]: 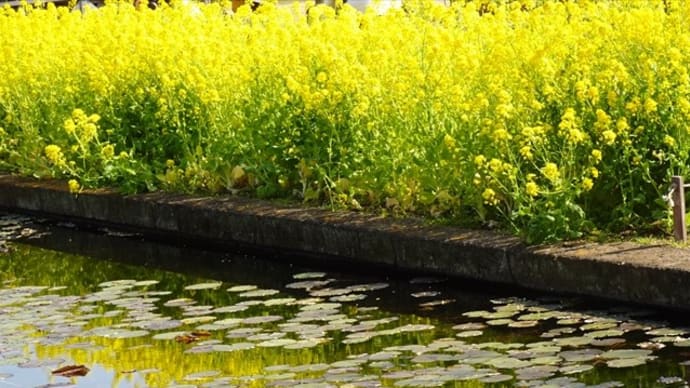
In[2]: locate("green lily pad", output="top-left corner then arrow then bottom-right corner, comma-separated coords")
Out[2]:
558,348 -> 602,362
227,285 -> 257,293
486,357 -> 531,369
486,319 -> 514,326
601,349 -> 653,359
184,282 -> 222,291
257,338 -> 297,347
606,358 -> 648,368
509,320 -> 539,328
646,328 -> 687,336
239,289 -> 280,298
152,331 -> 187,340
212,343 -> 255,352
585,329 -> 625,339
479,374 -> 514,383
555,336 -> 593,347
293,272 -> 327,279
456,330 -> 483,338
452,323 -> 486,331
580,321 -> 618,331
559,364 -> 594,374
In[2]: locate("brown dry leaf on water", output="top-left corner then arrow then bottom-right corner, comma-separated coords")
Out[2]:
175,330 -> 211,344
51,365 -> 90,377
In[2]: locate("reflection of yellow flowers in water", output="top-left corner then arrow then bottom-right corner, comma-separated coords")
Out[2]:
67,179 -> 80,193
541,162 -> 560,182
482,188 -> 498,206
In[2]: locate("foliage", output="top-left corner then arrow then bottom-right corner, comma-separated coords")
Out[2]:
1,0 -> 690,242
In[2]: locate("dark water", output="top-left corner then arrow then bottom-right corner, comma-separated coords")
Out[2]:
0,213 -> 689,388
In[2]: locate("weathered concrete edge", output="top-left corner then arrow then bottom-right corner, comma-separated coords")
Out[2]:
2,175 -> 690,310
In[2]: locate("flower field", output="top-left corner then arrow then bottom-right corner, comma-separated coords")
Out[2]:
1,0 -> 689,243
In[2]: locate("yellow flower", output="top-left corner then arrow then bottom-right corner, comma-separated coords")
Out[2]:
474,155 -> 486,167
63,119 -> 76,134
482,188 -> 498,206
541,162 -> 560,182
519,145 -> 533,160
44,144 -> 65,166
443,134 -> 456,149
525,181 -> 539,197
101,144 -> 115,159
616,118 -> 629,133
492,127 -> 511,142
591,149 -> 602,162
601,130 -> 617,145
664,135 -> 676,147
590,167 -> 599,178
644,98 -> 658,114
67,179 -> 80,193
582,178 -> 593,191
488,158 -> 502,173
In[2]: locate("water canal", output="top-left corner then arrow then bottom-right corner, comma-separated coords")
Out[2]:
0,212 -> 689,388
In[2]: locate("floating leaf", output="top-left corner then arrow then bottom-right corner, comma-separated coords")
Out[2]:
558,349 -> 602,362
257,338 -> 297,347
509,320 -> 539,328
479,374 -> 514,383
293,272 -> 327,279
184,282 -> 222,291
52,365 -> 90,377
486,357 -> 531,369
606,358 -> 648,368
456,330 -> 483,338
601,349 -> 653,359
227,285 -> 257,292
646,328 -> 687,337
411,291 -> 441,298
452,323 -> 487,331
239,289 -> 280,298
559,364 -> 594,375
212,343 -> 255,352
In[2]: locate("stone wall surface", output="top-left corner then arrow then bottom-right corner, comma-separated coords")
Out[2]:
2,174 -> 689,310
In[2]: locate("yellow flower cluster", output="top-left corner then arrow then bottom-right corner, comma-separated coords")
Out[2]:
2,0 -> 690,241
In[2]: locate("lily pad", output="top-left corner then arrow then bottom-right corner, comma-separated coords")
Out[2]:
601,349 -> 653,359
184,282 -> 222,291
293,272 -> 327,279
606,358 -> 648,368
239,289 -> 280,298
227,285 -> 257,293
212,343 -> 255,352
559,364 -> 594,375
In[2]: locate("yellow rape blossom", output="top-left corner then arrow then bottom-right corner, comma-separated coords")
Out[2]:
67,179 -> 80,193
601,130 -> 617,145
482,188 -> 499,206
582,178 -> 593,191
44,145 -> 65,166
525,181 -> 539,197
541,162 -> 560,182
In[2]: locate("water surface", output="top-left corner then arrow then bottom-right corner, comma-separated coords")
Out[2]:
1,213 -> 689,387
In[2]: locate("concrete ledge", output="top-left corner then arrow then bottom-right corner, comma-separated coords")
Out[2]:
1,174 -> 690,310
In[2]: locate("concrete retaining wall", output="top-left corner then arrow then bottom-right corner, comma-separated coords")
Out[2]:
2,175 -> 689,310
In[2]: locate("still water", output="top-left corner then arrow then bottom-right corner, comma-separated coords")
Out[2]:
0,213 -> 689,388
